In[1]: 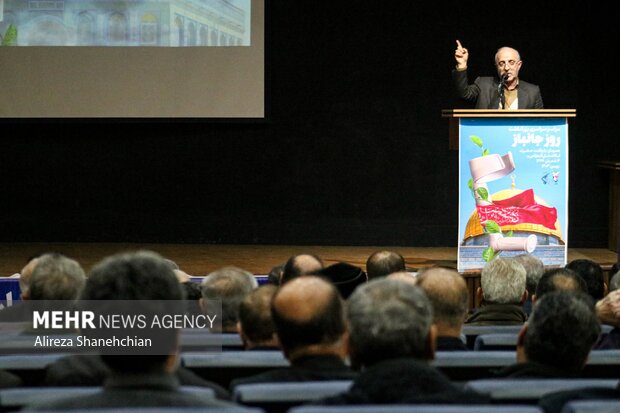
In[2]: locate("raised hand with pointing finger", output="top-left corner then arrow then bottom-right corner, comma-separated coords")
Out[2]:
454,40 -> 468,70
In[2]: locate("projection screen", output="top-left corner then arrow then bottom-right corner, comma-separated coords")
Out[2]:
0,0 -> 264,118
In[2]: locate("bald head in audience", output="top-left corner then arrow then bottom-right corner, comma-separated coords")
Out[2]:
416,267 -> 468,348
534,268 -> 587,303
271,276 -> 347,361
366,250 -> 406,279
280,254 -> 324,284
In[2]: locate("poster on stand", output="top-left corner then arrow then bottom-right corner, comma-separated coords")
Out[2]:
458,117 -> 568,272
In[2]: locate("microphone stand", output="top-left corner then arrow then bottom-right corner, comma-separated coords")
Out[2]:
498,76 -> 506,109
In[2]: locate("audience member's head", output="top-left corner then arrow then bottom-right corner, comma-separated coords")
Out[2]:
238,285 -> 279,350
534,268 -> 587,302
566,259 -> 607,300
479,258 -> 527,305
18,255 -> 42,299
513,254 -> 545,297
518,292 -> 600,375
386,271 -> 417,284
271,276 -> 347,361
366,250 -> 406,279
267,264 -> 284,286
26,253 -> 86,301
317,262 -> 367,299
416,267 -> 468,337
200,266 -> 257,333
346,278 -> 435,368
280,254 -> 323,284
82,250 -> 184,374
181,281 -> 203,316
609,270 -> 620,292
163,258 -> 180,271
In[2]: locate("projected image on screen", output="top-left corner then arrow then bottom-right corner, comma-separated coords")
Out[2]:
0,0 -> 250,47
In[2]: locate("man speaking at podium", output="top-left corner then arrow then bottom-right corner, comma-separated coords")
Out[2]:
452,40 -> 544,109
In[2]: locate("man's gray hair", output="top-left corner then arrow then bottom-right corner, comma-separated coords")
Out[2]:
29,253 -> 86,300
481,258 -> 526,304
513,254 -> 545,295
347,278 -> 433,367
201,266 -> 257,328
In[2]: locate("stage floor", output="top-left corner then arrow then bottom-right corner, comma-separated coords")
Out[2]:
1,243 -> 617,276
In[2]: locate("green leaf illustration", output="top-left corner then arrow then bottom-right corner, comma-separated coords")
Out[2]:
482,247 -> 496,262
470,135 -> 483,148
505,230 -> 513,237
1,25 -> 18,46
467,178 -> 474,191
476,187 -> 489,201
482,148 -> 490,156
483,220 -> 502,234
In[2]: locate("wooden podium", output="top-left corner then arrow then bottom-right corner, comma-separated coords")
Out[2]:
443,109 -> 576,272
443,109 -> 576,150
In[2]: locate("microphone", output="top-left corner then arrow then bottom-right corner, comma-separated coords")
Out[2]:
498,73 -> 509,109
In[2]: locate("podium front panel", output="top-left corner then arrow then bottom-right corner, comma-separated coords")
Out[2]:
457,117 -> 569,272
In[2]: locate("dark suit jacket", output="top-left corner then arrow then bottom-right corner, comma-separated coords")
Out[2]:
436,336 -> 469,351
493,361 -> 579,379
452,69 -> 544,109
318,358 -> 488,405
465,303 -> 527,326
229,354 -> 357,390
26,372 -> 234,410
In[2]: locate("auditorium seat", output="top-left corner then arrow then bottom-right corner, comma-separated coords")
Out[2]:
0,354 -> 68,386
464,379 -> 620,404
583,350 -> 620,378
432,351 -> 515,381
289,405 -> 544,413
560,400 -> 620,413
29,409 -> 264,413
473,334 -> 519,351
462,325 -> 523,349
233,381 -> 352,413
0,386 -> 215,411
179,331 -> 245,351
181,351 -> 288,388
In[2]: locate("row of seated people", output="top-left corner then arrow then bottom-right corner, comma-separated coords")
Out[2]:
0,250 -> 619,413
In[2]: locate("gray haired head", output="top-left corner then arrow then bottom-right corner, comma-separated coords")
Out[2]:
481,258 -> 526,304
347,278 -> 434,368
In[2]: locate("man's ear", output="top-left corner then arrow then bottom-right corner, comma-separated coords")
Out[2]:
520,290 -> 528,305
476,287 -> 483,304
426,324 -> 438,361
516,323 -> 528,363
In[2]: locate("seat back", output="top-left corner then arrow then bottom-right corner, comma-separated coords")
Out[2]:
464,379 -> 620,404
233,381 -> 352,413
473,333 -> 519,351
181,351 -> 288,388
560,400 -> 620,413
289,405 -> 545,413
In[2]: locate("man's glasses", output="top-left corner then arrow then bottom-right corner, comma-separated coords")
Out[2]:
496,60 -> 519,68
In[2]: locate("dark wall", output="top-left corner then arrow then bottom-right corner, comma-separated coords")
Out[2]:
1,2 -> 616,247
